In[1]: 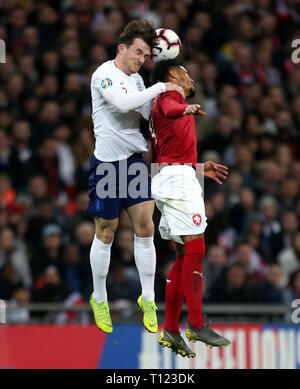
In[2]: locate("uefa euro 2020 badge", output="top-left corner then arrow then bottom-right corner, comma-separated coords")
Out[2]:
101,78 -> 113,89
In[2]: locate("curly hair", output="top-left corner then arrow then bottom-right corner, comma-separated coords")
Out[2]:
150,58 -> 184,84
118,19 -> 158,50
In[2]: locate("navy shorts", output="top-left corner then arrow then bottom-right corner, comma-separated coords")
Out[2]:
86,153 -> 153,219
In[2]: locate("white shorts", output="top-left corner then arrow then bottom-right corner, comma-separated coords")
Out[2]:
151,165 -> 207,244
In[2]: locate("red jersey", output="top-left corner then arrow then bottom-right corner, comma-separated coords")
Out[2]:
149,91 -> 197,166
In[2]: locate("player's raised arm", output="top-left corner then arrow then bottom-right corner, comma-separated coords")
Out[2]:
159,92 -> 189,118
94,77 -> 185,113
183,104 -> 207,116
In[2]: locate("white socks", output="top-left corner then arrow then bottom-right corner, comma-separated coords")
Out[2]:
134,234 -> 156,302
90,235 -> 112,303
90,234 -> 156,303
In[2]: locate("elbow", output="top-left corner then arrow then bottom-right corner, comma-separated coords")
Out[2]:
112,103 -> 130,113
112,101 -> 132,112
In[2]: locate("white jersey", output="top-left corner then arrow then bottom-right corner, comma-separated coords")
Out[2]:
91,60 -> 166,162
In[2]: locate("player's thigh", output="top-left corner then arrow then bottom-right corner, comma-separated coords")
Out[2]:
94,216 -> 119,243
172,240 -> 185,256
181,233 -> 204,244
126,200 -> 155,237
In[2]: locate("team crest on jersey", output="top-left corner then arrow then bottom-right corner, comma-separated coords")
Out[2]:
192,214 -> 202,226
101,78 -> 113,89
136,79 -> 143,91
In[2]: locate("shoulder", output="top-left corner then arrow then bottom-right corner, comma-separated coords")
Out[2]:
159,91 -> 185,103
92,61 -> 116,81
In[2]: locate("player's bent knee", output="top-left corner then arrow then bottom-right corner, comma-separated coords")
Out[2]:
134,224 -> 154,238
173,242 -> 185,256
96,231 -> 114,244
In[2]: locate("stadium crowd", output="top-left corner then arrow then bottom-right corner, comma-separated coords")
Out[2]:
0,0 -> 300,323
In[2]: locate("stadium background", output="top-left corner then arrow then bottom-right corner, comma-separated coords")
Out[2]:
0,0 -> 300,369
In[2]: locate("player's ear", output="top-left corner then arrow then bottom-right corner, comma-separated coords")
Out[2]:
169,69 -> 179,80
118,44 -> 126,55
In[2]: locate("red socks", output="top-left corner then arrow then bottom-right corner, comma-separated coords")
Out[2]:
182,238 -> 206,329
164,254 -> 185,334
164,238 -> 206,334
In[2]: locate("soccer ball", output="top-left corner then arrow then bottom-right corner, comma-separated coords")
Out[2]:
151,28 -> 181,63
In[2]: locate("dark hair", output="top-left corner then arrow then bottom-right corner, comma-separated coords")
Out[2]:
118,19 -> 157,50
150,58 -> 184,84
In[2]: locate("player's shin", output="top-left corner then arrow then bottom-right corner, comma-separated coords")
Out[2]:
134,234 -> 156,302
164,254 -> 185,334
182,238 -> 206,329
90,234 -> 112,303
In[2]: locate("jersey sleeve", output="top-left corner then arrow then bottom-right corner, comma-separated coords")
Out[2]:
92,73 -> 166,113
135,76 -> 154,120
159,92 -> 189,118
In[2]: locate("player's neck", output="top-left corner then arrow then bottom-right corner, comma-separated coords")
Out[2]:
114,57 -> 131,76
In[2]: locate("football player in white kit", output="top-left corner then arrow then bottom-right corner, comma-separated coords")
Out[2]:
87,19 -> 185,334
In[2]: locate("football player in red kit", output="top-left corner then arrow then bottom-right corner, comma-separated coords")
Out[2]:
150,59 -> 231,358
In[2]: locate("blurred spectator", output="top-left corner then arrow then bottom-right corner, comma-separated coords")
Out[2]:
277,231 -> 300,288
32,265 -> 68,304
257,263 -> 285,304
258,194 -> 284,262
6,286 -> 31,323
277,176 -> 299,212
0,173 -> 16,209
53,125 -> 75,188
0,128 -> 12,174
283,269 -> 300,306
65,191 -> 92,240
32,265 -> 69,322
233,141 -> 257,188
229,186 -> 258,234
62,243 -> 82,295
30,223 -> 64,281
25,196 -> 58,250
204,192 -> 229,246
27,175 -> 48,205
107,260 -> 140,303
229,241 -> 267,286
0,263 -> 23,300
32,138 -> 61,198
223,168 -> 243,208
280,210 -> 299,249
112,228 -> 135,268
198,114 -> 235,162
10,120 -> 34,190
202,245 -> 228,294
208,263 -> 259,303
73,128 -> 95,192
0,227 -> 32,289
74,221 -> 95,299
